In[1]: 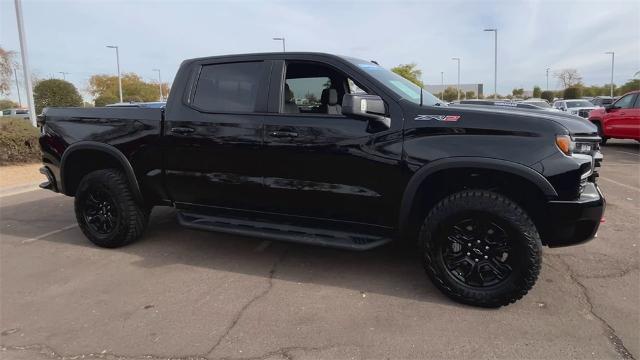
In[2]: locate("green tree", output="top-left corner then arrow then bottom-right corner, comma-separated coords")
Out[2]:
533,86 -> 541,98
33,79 -> 82,114
442,87 -> 459,102
0,47 -> 17,96
563,87 -> 582,99
0,99 -> 18,110
390,63 -> 423,87
88,73 -> 170,105
616,79 -> 640,95
465,91 -> 475,99
540,91 -> 554,103
512,88 -> 524,97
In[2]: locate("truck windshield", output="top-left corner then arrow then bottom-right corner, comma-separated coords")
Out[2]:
344,58 -> 442,106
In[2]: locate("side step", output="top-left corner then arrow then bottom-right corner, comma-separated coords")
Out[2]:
177,211 -> 392,251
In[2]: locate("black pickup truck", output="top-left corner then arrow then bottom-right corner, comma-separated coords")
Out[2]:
38,52 -> 605,307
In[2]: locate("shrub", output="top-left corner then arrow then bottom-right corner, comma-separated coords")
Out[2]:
540,91 -> 554,103
563,87 -> 582,99
0,118 -> 40,165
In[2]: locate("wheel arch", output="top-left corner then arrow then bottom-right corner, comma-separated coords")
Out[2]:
398,157 -> 557,240
60,141 -> 144,204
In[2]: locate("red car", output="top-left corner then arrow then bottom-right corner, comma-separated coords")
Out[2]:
589,90 -> 640,144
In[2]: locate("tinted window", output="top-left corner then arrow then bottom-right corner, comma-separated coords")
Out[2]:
615,94 -> 636,109
16,110 -> 28,114
565,100 -> 593,108
193,62 -> 264,112
2,110 -> 10,115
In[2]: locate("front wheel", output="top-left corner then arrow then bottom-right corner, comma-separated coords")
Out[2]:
420,190 -> 542,307
75,169 -> 149,248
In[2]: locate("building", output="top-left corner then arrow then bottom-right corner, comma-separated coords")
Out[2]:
425,83 -> 484,98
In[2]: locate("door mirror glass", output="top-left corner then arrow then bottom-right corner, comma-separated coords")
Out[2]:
342,94 -> 390,129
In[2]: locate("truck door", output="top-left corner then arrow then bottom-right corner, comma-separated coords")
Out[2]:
260,59 -> 404,227
605,93 -> 637,138
163,59 -> 270,211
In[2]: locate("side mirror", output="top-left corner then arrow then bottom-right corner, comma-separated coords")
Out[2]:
605,104 -> 617,112
342,94 -> 390,129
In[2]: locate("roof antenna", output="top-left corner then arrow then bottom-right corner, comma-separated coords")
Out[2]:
370,60 -> 379,65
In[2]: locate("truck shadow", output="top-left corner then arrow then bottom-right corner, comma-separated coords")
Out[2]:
1,197 -> 457,307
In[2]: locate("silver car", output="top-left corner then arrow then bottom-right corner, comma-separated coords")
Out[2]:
552,99 -> 597,118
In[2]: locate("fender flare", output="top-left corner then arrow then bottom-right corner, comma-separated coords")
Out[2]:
398,157 -> 557,235
60,141 -> 144,204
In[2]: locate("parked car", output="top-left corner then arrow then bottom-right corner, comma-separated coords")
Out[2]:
38,52 -> 604,308
553,99 -> 598,118
521,98 -> 553,109
588,90 -> 640,144
1,108 -> 29,119
105,101 -> 166,108
591,96 -> 614,108
459,99 -> 558,112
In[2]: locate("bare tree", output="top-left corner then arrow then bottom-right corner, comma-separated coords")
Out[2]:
554,69 -> 582,89
0,47 -> 18,96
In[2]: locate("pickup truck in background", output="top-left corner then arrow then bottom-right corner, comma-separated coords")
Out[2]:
38,52 -> 605,307
588,90 -> 640,144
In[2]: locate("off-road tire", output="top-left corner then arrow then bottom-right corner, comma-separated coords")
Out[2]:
419,190 -> 542,307
75,169 -> 149,248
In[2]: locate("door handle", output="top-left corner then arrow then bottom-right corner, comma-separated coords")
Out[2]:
170,127 -> 195,134
269,130 -> 298,138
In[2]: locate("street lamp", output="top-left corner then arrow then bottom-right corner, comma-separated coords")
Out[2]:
106,45 -> 123,103
440,71 -> 444,100
484,28 -> 498,99
451,57 -> 460,101
272,37 -> 286,52
14,0 -> 36,126
59,71 -> 69,80
152,69 -> 163,101
546,67 -> 550,91
605,52 -> 615,98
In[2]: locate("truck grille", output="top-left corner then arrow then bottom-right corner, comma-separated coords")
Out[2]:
578,109 -> 591,118
573,136 -> 602,186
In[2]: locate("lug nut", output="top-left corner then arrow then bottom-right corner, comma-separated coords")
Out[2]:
468,243 -> 472,247
477,240 -> 481,244
474,259 -> 479,262
466,252 -> 471,256
485,246 -> 490,250
484,255 -> 488,259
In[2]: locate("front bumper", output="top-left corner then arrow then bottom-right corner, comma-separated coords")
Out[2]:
544,182 -> 605,247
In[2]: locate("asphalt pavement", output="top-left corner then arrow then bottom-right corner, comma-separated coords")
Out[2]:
1,140 -> 638,360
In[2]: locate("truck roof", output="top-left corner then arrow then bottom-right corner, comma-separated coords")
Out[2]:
183,52 -> 368,64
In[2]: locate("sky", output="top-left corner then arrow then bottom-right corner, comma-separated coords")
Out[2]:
1,0 -> 639,103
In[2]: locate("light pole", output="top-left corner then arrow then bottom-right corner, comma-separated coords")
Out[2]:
14,0 -> 36,126
152,69 -> 163,101
605,52 -> 614,98
272,37 -> 286,52
546,67 -> 550,91
451,57 -> 460,101
106,45 -> 123,103
484,28 -> 498,99
13,68 -> 22,107
440,71 -> 444,100
59,71 -> 69,80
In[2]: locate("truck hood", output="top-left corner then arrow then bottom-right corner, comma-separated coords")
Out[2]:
447,104 -> 598,135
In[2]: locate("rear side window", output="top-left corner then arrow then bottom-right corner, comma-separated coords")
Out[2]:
193,62 -> 264,113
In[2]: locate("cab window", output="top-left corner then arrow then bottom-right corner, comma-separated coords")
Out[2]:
282,62 -> 370,115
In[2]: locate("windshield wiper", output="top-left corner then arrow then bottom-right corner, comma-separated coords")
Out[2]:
420,87 -> 423,107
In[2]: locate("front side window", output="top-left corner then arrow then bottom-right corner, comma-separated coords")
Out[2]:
192,61 -> 264,113
282,62 -> 371,115
614,94 -> 636,109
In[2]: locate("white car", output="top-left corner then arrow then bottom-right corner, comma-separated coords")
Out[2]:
1,108 -> 29,119
552,99 -> 597,118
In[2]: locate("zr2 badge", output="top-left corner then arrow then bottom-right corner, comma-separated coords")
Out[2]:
414,115 -> 461,122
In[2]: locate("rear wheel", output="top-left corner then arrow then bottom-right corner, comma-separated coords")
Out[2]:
75,169 -> 148,248
420,190 -> 541,307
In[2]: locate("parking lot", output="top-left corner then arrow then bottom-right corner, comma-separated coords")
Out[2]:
0,140 -> 638,360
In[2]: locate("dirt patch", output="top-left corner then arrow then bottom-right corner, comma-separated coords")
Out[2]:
0,163 -> 45,190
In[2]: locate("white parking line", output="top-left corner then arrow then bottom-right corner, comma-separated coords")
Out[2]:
599,177 -> 640,193
0,183 -> 42,198
21,224 -> 78,244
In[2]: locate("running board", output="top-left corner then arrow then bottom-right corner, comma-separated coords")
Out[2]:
177,211 -> 392,251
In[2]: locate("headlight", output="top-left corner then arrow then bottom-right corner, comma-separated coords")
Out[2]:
556,135 -> 575,155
